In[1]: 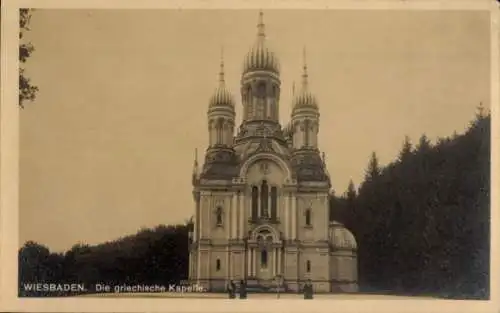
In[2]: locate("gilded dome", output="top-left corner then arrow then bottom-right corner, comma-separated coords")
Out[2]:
243,11 -> 280,76
329,221 -> 357,250
209,57 -> 235,109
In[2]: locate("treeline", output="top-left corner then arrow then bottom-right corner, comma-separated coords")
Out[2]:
18,223 -> 192,296
19,111 -> 490,299
331,110 -> 490,299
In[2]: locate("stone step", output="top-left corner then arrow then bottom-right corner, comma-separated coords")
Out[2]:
244,278 -> 289,293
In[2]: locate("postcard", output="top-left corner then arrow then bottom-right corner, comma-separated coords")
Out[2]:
1,0 -> 498,312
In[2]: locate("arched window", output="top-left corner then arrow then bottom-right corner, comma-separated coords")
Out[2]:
261,250 -> 268,268
246,86 -> 253,120
216,259 -> 221,271
305,209 -> 311,226
261,180 -> 269,217
304,119 -> 310,147
270,187 -> 278,220
256,101 -> 265,119
306,260 -> 311,273
257,82 -> 266,98
251,186 -> 259,220
216,118 -> 224,145
216,207 -> 223,226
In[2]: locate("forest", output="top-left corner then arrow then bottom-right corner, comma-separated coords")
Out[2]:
18,110 -> 490,299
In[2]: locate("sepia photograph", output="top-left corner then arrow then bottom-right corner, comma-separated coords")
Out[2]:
1,1 -> 498,311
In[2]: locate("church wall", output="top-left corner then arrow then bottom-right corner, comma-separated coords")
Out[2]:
296,193 -> 329,242
245,159 -> 285,186
240,190 -> 249,238
199,193 -> 211,239
245,159 -> 287,236
299,248 -> 330,292
330,251 -> 358,293
199,192 -> 234,241
188,250 -> 195,281
283,249 -> 299,291
208,247 -> 229,291
197,249 -> 211,289
230,251 -> 245,281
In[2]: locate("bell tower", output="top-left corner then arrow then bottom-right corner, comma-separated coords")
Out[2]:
238,11 -> 282,140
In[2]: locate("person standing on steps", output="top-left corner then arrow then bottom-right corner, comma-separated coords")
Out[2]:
239,280 -> 247,299
303,279 -> 314,300
227,280 -> 236,299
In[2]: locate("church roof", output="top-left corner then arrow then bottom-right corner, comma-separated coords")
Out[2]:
200,148 -> 239,180
290,150 -> 329,182
329,221 -> 357,250
234,136 -> 291,160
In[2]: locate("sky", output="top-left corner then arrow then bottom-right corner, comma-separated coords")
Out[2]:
19,9 -> 491,252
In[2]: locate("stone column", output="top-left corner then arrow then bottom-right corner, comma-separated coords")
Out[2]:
229,252 -> 233,279
247,248 -> 252,276
196,251 -> 201,282
284,192 -> 289,239
241,252 -> 245,279
239,192 -> 245,239
196,195 -> 203,282
272,248 -> 276,277
324,195 -> 329,240
193,195 -> 199,240
207,252 -> 211,282
199,194 -> 204,240
231,193 -> 238,239
253,249 -> 257,276
277,249 -> 281,274
257,185 -> 261,218
226,247 -> 230,282
291,195 -> 297,240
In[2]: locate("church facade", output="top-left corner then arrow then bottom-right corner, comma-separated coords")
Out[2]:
188,12 -> 358,293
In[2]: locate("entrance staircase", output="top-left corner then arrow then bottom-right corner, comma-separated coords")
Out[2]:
245,277 -> 288,293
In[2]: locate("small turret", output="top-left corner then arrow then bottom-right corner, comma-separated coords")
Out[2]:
207,48 -> 236,148
192,148 -> 199,185
290,47 -> 320,151
240,11 -> 282,129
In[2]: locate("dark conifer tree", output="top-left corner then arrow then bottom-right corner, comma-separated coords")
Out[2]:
365,152 -> 381,182
398,135 -> 413,162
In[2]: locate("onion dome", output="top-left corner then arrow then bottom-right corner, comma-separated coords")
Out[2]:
329,221 -> 357,250
292,47 -> 318,110
210,52 -> 235,108
243,11 -> 280,75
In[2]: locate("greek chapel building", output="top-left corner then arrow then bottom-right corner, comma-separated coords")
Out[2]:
188,11 -> 358,293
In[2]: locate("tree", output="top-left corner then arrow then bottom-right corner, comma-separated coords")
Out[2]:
349,112 -> 490,298
416,134 -> 431,153
18,241 -> 51,296
364,152 -> 381,181
19,8 -> 38,108
398,135 -> 413,162
345,180 -> 356,200
19,222 -> 194,296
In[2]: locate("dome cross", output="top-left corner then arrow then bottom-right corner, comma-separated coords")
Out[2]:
302,46 -> 309,90
219,46 -> 225,85
257,10 -> 265,39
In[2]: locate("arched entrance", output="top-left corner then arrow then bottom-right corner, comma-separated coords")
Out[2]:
256,232 -> 274,280
248,225 -> 282,281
